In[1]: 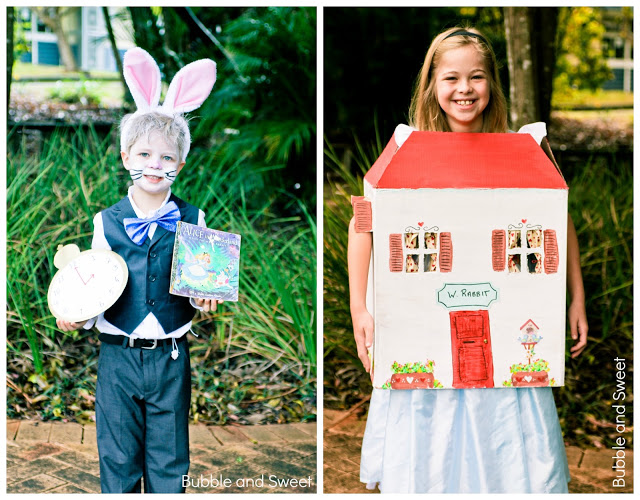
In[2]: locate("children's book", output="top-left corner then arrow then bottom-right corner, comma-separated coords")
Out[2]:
169,222 -> 241,301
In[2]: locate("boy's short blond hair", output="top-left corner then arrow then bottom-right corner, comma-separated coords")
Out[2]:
120,112 -> 189,161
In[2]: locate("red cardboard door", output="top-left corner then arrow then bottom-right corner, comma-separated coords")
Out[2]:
450,310 -> 494,388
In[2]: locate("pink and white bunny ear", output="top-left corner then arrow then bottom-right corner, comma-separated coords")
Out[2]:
123,48 -> 161,112
162,59 -> 217,114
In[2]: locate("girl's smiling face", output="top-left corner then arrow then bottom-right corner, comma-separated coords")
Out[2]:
121,131 -> 185,195
435,44 -> 490,133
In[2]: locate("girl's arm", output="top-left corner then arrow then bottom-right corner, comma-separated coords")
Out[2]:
542,138 -> 588,357
348,217 -> 374,372
567,214 -> 588,357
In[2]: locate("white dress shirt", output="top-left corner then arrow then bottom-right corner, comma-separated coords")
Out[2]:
84,186 -> 205,339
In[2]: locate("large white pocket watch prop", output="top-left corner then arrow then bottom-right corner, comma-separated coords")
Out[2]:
47,244 -> 128,322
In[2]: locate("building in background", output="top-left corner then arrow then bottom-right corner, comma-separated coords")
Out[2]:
601,7 -> 633,92
18,7 -> 133,72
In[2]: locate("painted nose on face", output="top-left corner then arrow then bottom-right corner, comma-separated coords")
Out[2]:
148,159 -> 162,170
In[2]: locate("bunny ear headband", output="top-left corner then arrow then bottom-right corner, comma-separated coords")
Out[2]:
120,47 -> 217,162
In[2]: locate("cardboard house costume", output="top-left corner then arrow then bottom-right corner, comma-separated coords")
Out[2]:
353,125 -> 568,389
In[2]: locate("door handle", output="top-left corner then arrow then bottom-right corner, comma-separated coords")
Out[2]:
484,339 -> 488,344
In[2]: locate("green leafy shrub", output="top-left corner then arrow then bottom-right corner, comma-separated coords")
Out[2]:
555,7 -> 613,94
49,80 -> 102,106
7,125 -> 315,423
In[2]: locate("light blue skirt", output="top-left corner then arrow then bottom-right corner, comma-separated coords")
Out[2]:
360,387 -> 570,493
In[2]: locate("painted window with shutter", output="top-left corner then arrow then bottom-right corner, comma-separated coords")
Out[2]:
390,225 -> 451,273
494,222 -> 553,274
351,196 -> 372,232
389,234 -> 403,272
492,230 -> 506,271
439,232 -> 453,272
543,230 -> 559,274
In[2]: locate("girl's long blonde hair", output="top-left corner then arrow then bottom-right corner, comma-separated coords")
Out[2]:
408,26 -> 508,133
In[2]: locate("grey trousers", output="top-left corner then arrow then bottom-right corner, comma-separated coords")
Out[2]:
95,337 -> 191,493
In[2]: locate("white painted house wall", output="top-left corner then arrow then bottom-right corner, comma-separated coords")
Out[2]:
367,183 -> 568,389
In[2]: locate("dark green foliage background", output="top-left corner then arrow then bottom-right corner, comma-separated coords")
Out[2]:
7,126 -> 316,424
7,6 -> 317,425
129,7 -> 316,212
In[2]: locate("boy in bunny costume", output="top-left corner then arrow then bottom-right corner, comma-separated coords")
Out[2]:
57,48 -> 218,493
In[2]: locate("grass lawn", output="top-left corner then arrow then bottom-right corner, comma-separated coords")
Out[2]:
11,62 -> 123,107
552,88 -> 633,109
552,109 -> 633,127
11,80 -> 124,107
12,61 -> 119,80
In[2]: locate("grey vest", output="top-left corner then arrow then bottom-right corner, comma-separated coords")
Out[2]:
102,194 -> 200,334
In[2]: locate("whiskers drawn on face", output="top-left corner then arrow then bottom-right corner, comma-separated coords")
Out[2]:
129,168 -> 178,182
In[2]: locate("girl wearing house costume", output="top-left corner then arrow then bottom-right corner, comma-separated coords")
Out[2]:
348,27 -> 588,493
56,48 -> 220,493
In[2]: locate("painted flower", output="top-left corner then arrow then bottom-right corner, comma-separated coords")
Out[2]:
391,360 -> 436,374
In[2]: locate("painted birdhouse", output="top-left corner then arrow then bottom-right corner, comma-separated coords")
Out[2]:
520,319 -> 540,337
355,125 -> 568,389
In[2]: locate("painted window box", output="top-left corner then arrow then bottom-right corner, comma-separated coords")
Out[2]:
509,357 -> 552,387
390,372 -> 435,389
511,371 -> 550,387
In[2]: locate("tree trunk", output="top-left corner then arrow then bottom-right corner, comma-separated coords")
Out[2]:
7,6 -> 14,108
504,7 -> 537,130
31,7 -> 79,72
52,23 -> 78,72
529,8 -> 558,127
102,7 -> 131,106
504,7 -> 559,130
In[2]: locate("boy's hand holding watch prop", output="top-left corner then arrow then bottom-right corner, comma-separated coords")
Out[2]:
48,244 -> 128,331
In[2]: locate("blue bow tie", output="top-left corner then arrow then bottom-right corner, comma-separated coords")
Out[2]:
123,201 -> 181,245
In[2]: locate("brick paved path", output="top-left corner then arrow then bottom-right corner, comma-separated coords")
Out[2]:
323,409 -> 633,494
7,420 -> 316,494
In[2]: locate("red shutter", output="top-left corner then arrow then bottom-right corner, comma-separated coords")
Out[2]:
439,232 -> 453,272
389,234 -> 403,272
351,196 -> 372,232
543,229 -> 559,274
491,230 -> 506,271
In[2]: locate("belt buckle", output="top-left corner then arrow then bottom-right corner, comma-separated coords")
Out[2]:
141,339 -> 158,350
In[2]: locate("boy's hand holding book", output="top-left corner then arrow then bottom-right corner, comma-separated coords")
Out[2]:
194,298 -> 224,312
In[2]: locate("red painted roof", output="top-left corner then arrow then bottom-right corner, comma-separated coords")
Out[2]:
520,319 -> 540,330
365,131 -> 568,190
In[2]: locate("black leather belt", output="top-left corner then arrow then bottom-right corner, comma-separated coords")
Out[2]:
98,333 -> 186,349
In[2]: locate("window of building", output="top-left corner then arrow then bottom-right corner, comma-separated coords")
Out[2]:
402,227 -> 439,273
34,9 -> 55,33
505,224 -> 544,274
395,226 -> 451,273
